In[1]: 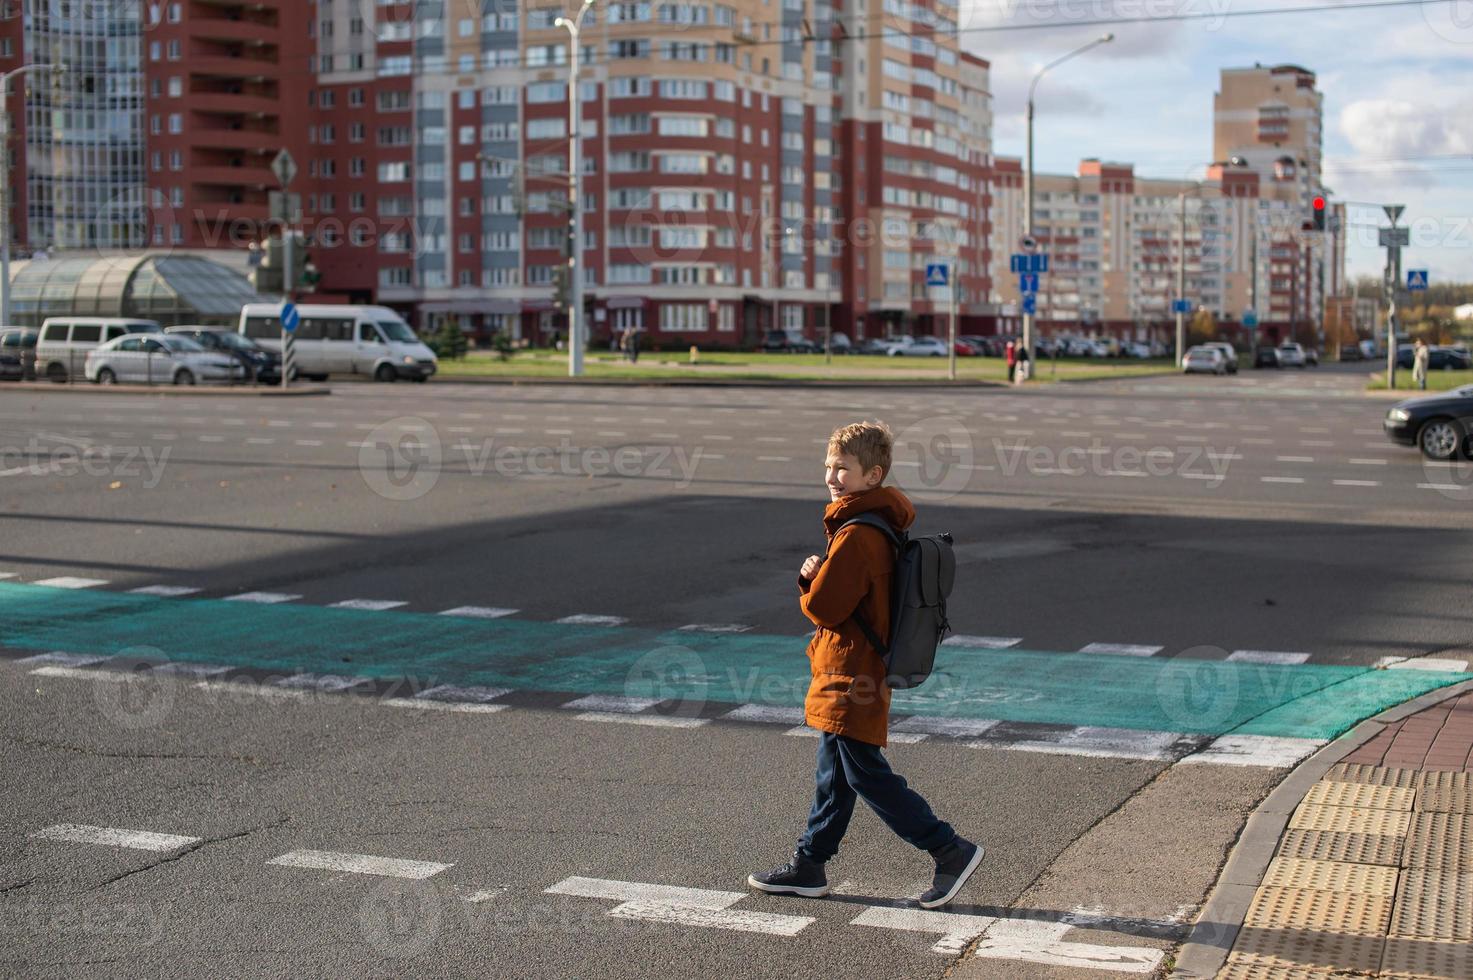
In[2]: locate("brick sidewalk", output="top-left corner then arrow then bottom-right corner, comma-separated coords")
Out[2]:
1217,692 -> 1472,979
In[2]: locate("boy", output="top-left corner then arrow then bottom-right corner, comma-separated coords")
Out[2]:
748,421 -> 983,909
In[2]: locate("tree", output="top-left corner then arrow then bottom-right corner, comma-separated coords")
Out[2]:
490,330 -> 514,362
428,317 -> 469,361
1187,309 -> 1218,347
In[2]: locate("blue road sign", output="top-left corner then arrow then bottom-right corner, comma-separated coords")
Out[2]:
1243,310 -> 1259,328
1022,294 -> 1037,315
281,302 -> 300,333
1010,254 -> 1028,274
925,263 -> 949,287
1172,299 -> 1193,314
1031,254 -> 1049,273
1019,273 -> 1039,294
1407,269 -> 1429,291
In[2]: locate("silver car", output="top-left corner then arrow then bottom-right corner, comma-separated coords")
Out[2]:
85,334 -> 240,386
1278,343 -> 1308,368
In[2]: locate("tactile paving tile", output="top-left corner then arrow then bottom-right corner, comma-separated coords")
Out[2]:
1413,770 -> 1471,794
1403,812 -> 1472,870
1227,927 -> 1385,974
1325,762 -> 1420,788
1302,780 -> 1415,811
1389,867 -> 1473,940
1380,935 -> 1473,979
1260,856 -> 1399,896
1276,828 -> 1404,867
1415,786 -> 1473,813
1288,803 -> 1411,837
1242,885 -> 1392,937
1217,957 -> 1357,979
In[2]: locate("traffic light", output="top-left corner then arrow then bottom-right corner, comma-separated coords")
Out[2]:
551,264 -> 570,311
301,253 -> 321,290
1312,196 -> 1327,232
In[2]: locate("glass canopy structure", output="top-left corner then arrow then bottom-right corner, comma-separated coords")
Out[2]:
5,254 -> 259,327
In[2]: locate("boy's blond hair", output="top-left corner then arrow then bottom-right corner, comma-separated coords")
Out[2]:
828,421 -> 894,481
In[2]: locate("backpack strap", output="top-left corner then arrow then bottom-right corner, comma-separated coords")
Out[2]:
825,514 -> 903,659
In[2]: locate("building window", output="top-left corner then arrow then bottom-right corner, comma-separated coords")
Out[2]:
660,304 -> 709,332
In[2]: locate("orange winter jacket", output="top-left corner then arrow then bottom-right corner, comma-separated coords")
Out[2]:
799,485 -> 916,747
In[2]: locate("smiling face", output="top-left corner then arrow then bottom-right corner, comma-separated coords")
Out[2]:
824,451 -> 883,501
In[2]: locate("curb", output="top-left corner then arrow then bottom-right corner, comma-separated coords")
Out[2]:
1,382 -> 332,397
1169,677 -> 1473,979
424,374 -> 1008,389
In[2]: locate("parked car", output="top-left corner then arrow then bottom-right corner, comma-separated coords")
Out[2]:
761,329 -> 815,353
1397,345 -> 1473,371
1360,340 -> 1379,360
1122,341 -> 1153,359
857,337 -> 892,355
1202,342 -> 1240,374
167,326 -> 282,383
1304,347 -> 1320,367
826,332 -> 852,355
1182,346 -> 1228,375
889,336 -> 948,357
84,334 -> 240,386
36,317 -> 162,382
1254,347 -> 1281,369
1385,384 -> 1473,460
1278,342 -> 1308,368
1339,344 -> 1364,362
0,327 -> 38,380
0,348 -> 22,381
953,339 -> 981,356
240,304 -> 437,381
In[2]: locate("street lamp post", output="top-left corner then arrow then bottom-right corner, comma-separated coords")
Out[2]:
1023,34 -> 1111,368
1,64 -> 58,326
556,0 -> 595,378
1176,191 -> 1188,367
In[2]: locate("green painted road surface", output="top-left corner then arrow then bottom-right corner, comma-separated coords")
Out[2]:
3,582 -> 1465,741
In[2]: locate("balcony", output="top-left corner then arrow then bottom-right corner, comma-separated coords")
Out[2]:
185,56 -> 280,81
185,91 -> 281,118
189,164 -> 276,190
189,126 -> 279,152
189,18 -> 279,45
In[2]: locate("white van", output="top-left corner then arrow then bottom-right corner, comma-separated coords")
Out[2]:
238,304 -> 437,382
36,317 -> 163,382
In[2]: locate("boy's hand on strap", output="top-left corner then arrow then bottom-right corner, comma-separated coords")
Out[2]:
799,555 -> 823,582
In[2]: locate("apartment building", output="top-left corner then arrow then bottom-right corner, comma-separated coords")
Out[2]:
988,64 -> 1346,346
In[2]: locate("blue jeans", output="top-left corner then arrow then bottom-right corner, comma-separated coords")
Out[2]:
796,731 -> 956,863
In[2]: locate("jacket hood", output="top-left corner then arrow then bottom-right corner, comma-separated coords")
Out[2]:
823,485 -> 915,537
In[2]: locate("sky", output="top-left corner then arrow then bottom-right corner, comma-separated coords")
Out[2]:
957,0 -> 1473,284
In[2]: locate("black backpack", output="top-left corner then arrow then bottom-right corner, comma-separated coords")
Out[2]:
829,514 -> 955,689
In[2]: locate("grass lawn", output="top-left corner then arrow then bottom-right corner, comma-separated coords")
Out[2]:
435,348 -> 1182,384
1366,369 -> 1473,392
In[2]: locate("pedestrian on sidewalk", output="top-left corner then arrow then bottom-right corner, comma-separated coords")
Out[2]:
1005,339 -> 1017,383
748,421 -> 984,909
1413,338 -> 1429,390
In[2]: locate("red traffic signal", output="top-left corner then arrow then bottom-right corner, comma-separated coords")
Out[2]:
1312,196 -> 1327,231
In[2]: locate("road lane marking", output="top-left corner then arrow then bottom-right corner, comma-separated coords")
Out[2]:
415,684 -> 511,703
563,694 -> 660,713
34,577 -> 109,589
267,850 -> 451,880
1079,643 -> 1162,657
1227,651 -> 1310,665
1348,458 -> 1389,465
383,698 -> 508,714
892,716 -> 1001,738
1276,456 -> 1315,463
1380,657 -> 1470,673
31,665 -> 131,681
851,905 -> 995,955
556,614 -> 629,627
609,901 -> 813,936
574,711 -> 710,729
294,439 -> 324,447
275,673 -> 375,693
980,726 -> 1184,761
757,456 -> 793,462
1261,476 -> 1306,484
1179,734 -> 1324,768
547,876 -> 743,909
785,725 -> 928,743
438,606 -> 519,619
329,599 -> 409,611
943,635 -> 1022,650
723,704 -> 805,724
1418,483 -> 1462,492
1333,480 -> 1381,487
225,591 -> 301,604
31,824 -> 201,852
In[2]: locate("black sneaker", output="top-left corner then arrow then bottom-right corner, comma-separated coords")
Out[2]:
747,852 -> 830,898
916,837 -> 984,909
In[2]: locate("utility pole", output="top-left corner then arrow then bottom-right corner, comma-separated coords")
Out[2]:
1176,192 -> 1187,367
1381,205 -> 1407,388
556,0 -> 595,378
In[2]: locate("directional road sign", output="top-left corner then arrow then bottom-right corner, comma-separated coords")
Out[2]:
924,263 -> 949,287
1022,294 -> 1037,315
1019,273 -> 1039,294
271,149 -> 298,189
1406,270 -> 1429,291
281,302 -> 300,333
1172,299 -> 1193,314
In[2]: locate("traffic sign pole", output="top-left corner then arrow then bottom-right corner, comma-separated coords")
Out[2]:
948,262 -> 957,382
273,149 -> 298,390
1383,205 -> 1405,389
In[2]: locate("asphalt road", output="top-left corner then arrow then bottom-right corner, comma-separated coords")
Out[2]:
2,364 -> 1470,978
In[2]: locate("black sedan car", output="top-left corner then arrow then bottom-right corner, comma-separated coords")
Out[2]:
1385,384 -> 1473,460
166,326 -> 281,383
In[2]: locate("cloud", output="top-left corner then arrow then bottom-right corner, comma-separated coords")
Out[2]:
958,0 -> 1217,56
